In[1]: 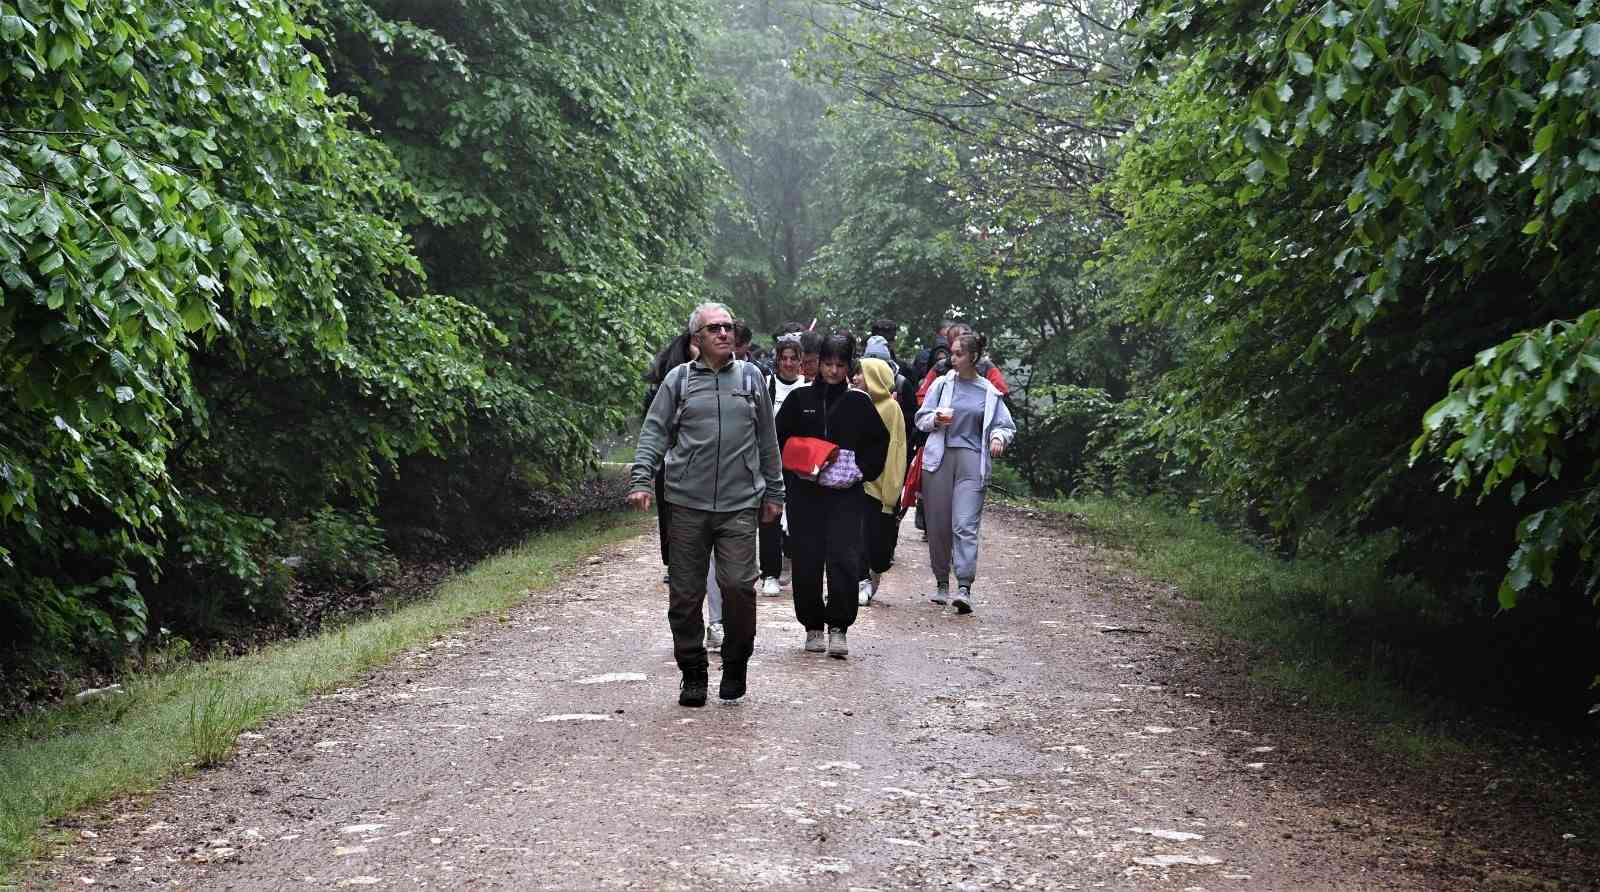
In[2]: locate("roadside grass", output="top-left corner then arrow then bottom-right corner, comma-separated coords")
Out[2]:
0,509 -> 648,880
1036,496 -> 1466,759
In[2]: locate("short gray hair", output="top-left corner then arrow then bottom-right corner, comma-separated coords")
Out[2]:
687,301 -> 734,334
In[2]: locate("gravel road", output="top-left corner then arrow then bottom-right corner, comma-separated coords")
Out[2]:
24,508 -> 1545,889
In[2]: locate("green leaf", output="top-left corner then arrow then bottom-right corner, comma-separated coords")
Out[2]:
46,35 -> 72,69
1585,24 -> 1600,56
1473,147 -> 1498,181
1534,123 -> 1558,153
1262,145 -> 1288,178
1351,40 -> 1373,69
1291,51 -> 1313,75
1553,28 -> 1583,58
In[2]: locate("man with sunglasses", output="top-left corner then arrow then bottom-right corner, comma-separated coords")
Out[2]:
629,302 -> 785,707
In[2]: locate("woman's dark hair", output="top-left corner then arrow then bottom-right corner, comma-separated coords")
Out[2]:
774,340 -> 800,361
645,331 -> 694,384
953,332 -> 982,360
819,330 -> 856,364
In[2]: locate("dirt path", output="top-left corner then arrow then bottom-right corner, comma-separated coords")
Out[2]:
21,509 -> 1580,889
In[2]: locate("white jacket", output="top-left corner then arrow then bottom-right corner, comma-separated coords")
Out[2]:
914,370 -> 1016,480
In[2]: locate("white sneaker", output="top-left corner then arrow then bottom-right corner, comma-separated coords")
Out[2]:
761,577 -> 782,597
705,622 -> 724,651
858,578 -> 872,606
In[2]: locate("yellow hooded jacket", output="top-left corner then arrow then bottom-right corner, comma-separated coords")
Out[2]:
861,358 -> 908,513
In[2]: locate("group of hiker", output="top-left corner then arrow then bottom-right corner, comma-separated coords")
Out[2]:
627,303 -> 1016,708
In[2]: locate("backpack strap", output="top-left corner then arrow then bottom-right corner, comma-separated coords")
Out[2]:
667,362 -> 690,446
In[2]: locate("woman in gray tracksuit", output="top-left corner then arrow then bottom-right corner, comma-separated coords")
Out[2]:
914,332 -> 1016,614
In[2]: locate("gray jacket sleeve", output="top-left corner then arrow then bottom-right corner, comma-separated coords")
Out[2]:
989,394 -> 1017,446
914,376 -> 945,433
751,364 -> 785,506
630,365 -> 681,494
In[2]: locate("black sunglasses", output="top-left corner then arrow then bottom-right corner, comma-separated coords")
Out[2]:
698,322 -> 736,334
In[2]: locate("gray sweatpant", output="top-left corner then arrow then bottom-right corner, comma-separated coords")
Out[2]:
923,447 -> 986,587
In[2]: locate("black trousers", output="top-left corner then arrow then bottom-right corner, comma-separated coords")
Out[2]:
788,486 -> 867,631
666,504 -> 758,676
758,516 -> 784,578
654,472 -> 670,565
862,494 -> 899,575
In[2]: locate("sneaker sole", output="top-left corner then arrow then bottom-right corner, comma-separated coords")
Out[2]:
953,599 -> 973,615
828,650 -> 848,659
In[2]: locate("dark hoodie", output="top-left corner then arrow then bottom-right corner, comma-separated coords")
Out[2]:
775,379 -> 890,539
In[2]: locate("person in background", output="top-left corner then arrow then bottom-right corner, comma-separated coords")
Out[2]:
776,331 -> 889,659
734,321 -> 755,362
858,357 -> 907,606
799,329 -> 822,382
629,302 -> 784,707
758,333 -> 808,596
906,336 -> 949,538
642,330 -> 698,578
915,322 -> 1010,403
868,318 -> 900,365
914,332 -> 1016,615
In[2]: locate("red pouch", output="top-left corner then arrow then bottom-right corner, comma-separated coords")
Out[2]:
781,436 -> 840,480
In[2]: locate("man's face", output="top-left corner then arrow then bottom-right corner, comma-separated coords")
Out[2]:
801,352 -> 819,380
694,309 -> 735,365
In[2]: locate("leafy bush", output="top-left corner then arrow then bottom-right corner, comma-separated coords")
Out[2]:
147,500 -> 290,642
284,508 -> 397,592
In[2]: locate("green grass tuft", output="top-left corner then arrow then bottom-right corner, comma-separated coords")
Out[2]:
1041,496 -> 1455,756
0,510 -> 647,880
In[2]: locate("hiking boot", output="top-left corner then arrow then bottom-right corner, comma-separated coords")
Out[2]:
719,664 -> 747,701
928,582 -> 950,605
678,673 -> 708,707
761,576 -> 782,597
804,629 -> 826,653
858,578 -> 873,607
705,622 -> 724,651
953,585 -> 973,615
827,627 -> 849,659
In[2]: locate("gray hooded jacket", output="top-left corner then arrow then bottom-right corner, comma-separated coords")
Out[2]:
630,359 -> 785,512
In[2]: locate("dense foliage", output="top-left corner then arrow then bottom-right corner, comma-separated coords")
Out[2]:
1125,0 -> 1600,613
803,0 -> 1600,695
1,0 -> 717,675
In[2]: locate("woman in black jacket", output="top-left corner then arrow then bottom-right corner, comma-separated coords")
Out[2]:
775,331 -> 890,659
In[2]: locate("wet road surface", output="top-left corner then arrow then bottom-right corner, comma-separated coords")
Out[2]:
30,509 -> 1431,889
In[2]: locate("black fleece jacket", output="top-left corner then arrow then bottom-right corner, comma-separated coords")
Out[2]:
775,379 -> 890,489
